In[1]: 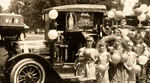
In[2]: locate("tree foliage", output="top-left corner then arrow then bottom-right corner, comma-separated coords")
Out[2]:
0,5 -> 2,13
8,0 -> 150,30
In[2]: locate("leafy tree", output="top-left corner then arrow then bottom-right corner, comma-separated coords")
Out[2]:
0,5 -> 3,13
139,0 -> 150,5
8,0 -> 150,30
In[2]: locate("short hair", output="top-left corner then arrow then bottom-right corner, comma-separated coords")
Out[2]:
86,36 -> 94,41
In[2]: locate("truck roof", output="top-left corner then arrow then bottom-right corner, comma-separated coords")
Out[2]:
0,13 -> 23,17
43,4 -> 106,13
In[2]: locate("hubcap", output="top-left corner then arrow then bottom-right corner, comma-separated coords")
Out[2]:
18,64 -> 42,83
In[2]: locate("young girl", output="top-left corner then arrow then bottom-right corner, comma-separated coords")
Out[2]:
96,42 -> 110,83
75,36 -> 98,82
108,36 -> 124,83
123,41 -> 137,83
133,34 -> 149,83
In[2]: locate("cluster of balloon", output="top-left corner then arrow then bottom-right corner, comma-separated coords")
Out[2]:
132,65 -> 141,74
107,9 -> 125,21
134,4 -> 150,21
138,55 -> 148,65
97,64 -> 107,73
111,53 -> 121,64
107,4 -> 150,22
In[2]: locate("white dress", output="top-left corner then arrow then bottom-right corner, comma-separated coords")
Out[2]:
75,47 -> 98,81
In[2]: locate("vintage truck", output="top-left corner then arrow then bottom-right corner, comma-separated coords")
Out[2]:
0,4 -> 107,83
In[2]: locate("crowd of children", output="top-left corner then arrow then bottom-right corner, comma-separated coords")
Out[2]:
74,19 -> 150,83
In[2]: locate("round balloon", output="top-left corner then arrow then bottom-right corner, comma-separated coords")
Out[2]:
115,11 -> 124,20
138,13 -> 146,21
110,9 -> 117,13
111,53 -> 121,64
138,55 -> 148,65
48,30 -> 58,40
107,11 -> 115,18
146,12 -> 150,20
132,65 -> 141,74
97,64 -> 106,73
49,9 -> 58,19
83,48 -> 91,59
121,53 -> 128,63
134,8 -> 142,16
140,4 -> 148,13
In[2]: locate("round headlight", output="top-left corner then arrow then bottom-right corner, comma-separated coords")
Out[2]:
48,30 -> 58,40
48,10 -> 58,19
5,19 -> 9,23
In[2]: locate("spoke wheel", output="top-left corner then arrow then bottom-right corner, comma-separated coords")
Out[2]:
10,58 -> 45,83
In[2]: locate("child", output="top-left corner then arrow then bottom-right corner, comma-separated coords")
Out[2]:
96,42 -> 110,83
123,41 -> 137,83
75,36 -> 98,82
108,36 -> 124,83
133,33 -> 149,83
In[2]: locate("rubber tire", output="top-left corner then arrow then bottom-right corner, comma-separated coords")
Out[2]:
10,58 -> 45,83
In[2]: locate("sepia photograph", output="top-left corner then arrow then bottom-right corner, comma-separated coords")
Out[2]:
0,0 -> 150,83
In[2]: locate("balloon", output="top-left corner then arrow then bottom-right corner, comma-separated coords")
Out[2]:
111,53 -> 121,64
120,0 -> 125,5
49,9 -> 58,19
121,53 -> 128,63
135,0 -> 139,3
115,11 -> 125,20
134,8 -> 142,16
140,4 -> 148,13
97,64 -> 106,73
146,12 -> 150,20
84,48 -> 91,59
110,9 -> 117,13
48,30 -> 58,40
123,7 -> 134,16
107,11 -> 115,18
132,65 -> 141,74
137,13 -> 146,21
138,55 -> 148,65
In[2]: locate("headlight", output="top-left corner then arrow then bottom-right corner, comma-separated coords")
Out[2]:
48,10 -> 58,19
48,30 -> 58,40
5,19 -> 9,23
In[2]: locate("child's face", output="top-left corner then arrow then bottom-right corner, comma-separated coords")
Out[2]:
127,44 -> 132,51
114,39 -> 121,48
136,38 -> 142,44
121,19 -> 126,26
99,45 -> 106,52
86,40 -> 93,47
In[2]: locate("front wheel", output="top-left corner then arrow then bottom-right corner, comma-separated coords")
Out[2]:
10,58 -> 45,83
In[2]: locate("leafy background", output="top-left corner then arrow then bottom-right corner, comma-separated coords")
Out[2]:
5,0 -> 150,31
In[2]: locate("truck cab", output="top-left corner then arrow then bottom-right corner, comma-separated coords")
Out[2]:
42,4 -> 106,82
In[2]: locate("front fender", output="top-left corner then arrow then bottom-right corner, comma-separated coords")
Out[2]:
5,53 -> 62,82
